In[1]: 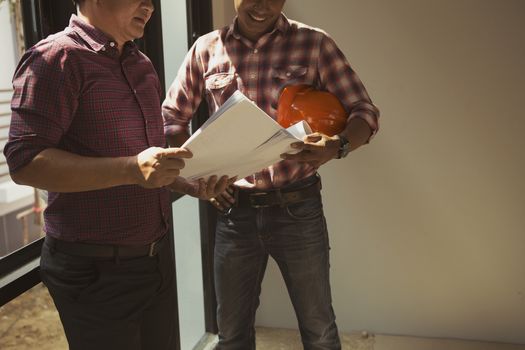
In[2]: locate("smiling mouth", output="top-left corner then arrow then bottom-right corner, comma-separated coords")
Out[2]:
248,12 -> 268,23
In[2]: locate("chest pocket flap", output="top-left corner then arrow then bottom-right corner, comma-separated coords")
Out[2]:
272,65 -> 308,80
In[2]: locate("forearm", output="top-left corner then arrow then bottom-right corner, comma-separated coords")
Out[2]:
341,117 -> 373,152
10,148 -> 138,192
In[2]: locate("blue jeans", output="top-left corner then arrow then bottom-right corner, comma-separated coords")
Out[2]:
214,178 -> 341,349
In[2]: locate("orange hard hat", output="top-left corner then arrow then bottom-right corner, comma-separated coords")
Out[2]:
277,84 -> 347,136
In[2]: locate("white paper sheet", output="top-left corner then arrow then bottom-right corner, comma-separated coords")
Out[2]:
178,91 -> 312,181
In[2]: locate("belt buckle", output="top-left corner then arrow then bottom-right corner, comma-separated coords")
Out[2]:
148,241 -> 158,257
249,192 -> 270,208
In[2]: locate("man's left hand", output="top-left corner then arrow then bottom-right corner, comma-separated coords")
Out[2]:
280,132 -> 340,168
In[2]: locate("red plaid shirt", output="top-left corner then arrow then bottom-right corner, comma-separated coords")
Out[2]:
4,15 -> 170,244
163,14 -> 380,190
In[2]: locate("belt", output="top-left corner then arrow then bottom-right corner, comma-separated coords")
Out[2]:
45,234 -> 167,259
236,177 -> 321,208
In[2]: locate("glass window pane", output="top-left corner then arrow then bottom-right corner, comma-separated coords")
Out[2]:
0,0 -> 45,259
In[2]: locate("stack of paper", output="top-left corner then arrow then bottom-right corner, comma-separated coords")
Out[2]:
179,91 -> 312,181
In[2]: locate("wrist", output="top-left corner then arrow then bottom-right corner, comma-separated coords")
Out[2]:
122,156 -> 141,185
330,136 -> 341,159
336,134 -> 351,159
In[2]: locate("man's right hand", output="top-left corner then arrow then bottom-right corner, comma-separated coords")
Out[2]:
133,147 -> 193,188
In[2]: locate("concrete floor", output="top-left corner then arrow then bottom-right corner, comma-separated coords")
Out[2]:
0,284 -> 67,350
1,284 -> 524,350
255,327 -> 525,350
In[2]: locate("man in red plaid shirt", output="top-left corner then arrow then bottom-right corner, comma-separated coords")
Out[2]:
163,0 -> 380,348
4,0 -> 229,349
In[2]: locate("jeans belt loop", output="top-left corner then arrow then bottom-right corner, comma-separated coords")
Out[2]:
148,240 -> 157,257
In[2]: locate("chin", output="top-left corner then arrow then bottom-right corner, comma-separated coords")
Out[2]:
129,29 -> 145,41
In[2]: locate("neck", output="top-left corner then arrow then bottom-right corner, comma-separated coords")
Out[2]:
236,17 -> 280,44
77,10 -> 125,54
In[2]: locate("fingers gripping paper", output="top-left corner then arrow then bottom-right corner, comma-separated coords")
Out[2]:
178,91 -> 312,181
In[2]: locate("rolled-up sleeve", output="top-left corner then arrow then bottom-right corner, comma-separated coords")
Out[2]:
162,40 -> 206,137
317,34 -> 380,140
4,41 -> 78,172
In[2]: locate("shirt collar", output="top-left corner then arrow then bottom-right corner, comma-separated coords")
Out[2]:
69,14 -> 138,54
227,13 -> 290,41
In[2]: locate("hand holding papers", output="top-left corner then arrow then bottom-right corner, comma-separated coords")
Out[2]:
178,91 -> 312,181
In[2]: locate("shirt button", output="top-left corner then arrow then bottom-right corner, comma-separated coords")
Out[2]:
110,42 -> 116,47
250,74 -> 256,79
253,49 -> 258,54
133,89 -> 137,94
286,72 -> 292,77
257,179 -> 263,184
101,47 -> 106,51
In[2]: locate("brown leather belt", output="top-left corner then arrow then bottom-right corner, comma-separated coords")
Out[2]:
236,177 -> 321,208
45,234 -> 167,259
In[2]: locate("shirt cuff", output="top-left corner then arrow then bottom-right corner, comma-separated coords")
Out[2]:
4,141 -> 47,173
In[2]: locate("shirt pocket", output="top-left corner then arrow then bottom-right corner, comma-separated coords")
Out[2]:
205,72 -> 238,108
271,65 -> 311,108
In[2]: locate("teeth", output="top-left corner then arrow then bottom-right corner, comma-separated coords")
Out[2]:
250,13 -> 267,22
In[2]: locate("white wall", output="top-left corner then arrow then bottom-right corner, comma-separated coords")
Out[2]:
172,197 -> 206,350
212,0 -> 236,30
161,2 -> 207,349
210,0 -> 525,344
161,0 -> 189,90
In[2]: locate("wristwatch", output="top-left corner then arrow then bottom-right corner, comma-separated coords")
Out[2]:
337,135 -> 351,159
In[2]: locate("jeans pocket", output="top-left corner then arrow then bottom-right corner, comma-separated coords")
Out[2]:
285,196 -> 323,221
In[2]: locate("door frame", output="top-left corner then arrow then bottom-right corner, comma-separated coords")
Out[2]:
184,0 -> 218,335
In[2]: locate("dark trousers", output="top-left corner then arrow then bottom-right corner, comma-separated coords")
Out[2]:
40,237 -> 177,350
214,177 -> 341,350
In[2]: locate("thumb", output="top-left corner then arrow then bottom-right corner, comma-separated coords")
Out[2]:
157,147 -> 193,159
